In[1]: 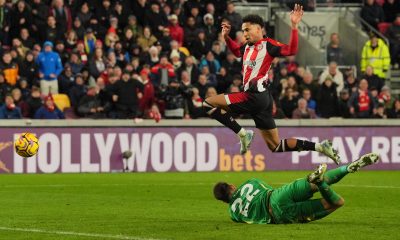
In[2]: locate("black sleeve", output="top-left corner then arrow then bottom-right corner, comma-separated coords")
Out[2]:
267,43 -> 282,58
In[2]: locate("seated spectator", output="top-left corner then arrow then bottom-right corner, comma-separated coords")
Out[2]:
191,29 -> 210,60
361,33 -> 390,79
388,99 -> 400,118
194,74 -> 211,99
187,87 -> 204,119
317,77 -> 338,118
0,73 -> 12,105
65,30 -> 78,52
360,0 -> 385,31
68,74 -> 86,107
58,64 -> 75,95
292,98 -> 317,119
170,50 -> 182,70
373,103 -> 387,118
386,15 -> 400,69
378,85 -> 393,109
124,15 -> 142,41
201,65 -> 217,87
89,48 -> 107,79
272,101 -> 286,119
36,41 -> 63,95
18,78 -> 31,100
287,76 -> 299,97
20,28 -> 35,49
199,51 -> 221,75
112,71 -> 144,119
301,88 -> 316,111
281,55 -> 299,74
177,56 -> 200,85
318,61 -> 344,95
77,85 -> 108,119
299,71 -> 319,98
382,0 -> 399,23
11,88 -> 29,118
211,41 -> 226,63
337,89 -> 352,118
0,51 -> 19,86
221,51 -> 241,77
67,51 -> 84,75
326,33 -> 344,65
349,79 -> 375,118
280,88 -> 298,118
26,86 -> 42,118
160,80 -> 186,119
137,27 -> 158,52
0,95 -> 23,119
362,65 -> 384,92
344,68 -> 359,93
34,94 -> 65,119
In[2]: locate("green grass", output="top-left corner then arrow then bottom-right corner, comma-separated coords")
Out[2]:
0,171 -> 399,240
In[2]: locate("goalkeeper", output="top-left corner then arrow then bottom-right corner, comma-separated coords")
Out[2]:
213,153 -> 379,224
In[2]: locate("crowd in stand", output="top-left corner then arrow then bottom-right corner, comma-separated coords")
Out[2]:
0,0 -> 399,121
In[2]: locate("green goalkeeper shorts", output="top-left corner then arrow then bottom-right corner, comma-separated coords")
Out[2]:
269,178 -> 326,224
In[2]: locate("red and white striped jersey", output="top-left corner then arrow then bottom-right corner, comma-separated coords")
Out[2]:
226,29 -> 299,92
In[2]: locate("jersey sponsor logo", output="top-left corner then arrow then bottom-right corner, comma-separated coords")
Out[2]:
244,60 -> 256,69
256,44 -> 263,51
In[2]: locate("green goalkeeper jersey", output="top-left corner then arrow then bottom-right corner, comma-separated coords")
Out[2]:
228,178 -> 274,224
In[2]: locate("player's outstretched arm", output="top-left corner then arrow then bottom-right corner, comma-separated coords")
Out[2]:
290,4 -> 304,29
221,22 -> 242,57
279,4 -> 303,56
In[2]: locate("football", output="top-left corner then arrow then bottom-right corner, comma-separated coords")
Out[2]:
14,133 -> 39,158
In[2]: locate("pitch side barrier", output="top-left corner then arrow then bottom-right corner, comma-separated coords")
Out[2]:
0,119 -> 399,173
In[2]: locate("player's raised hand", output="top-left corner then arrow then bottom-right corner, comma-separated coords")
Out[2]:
290,4 -> 304,28
221,22 -> 231,40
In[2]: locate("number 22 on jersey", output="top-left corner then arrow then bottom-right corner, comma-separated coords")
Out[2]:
231,184 -> 260,217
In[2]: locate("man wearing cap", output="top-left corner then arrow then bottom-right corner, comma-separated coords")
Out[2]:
36,41 -> 63,95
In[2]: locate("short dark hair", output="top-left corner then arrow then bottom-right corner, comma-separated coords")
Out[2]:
242,14 -> 264,28
213,182 -> 231,203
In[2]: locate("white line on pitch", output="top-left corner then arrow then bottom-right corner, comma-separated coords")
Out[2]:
0,226 -> 167,240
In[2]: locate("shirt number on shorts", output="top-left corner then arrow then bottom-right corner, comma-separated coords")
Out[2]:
231,184 -> 260,217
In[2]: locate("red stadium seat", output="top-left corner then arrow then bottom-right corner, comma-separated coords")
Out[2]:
375,0 -> 385,6
378,22 -> 391,35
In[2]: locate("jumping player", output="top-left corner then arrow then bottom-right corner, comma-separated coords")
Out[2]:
203,4 -> 340,164
213,153 -> 379,224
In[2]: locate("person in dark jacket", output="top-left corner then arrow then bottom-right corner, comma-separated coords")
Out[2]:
112,70 -> 144,119
388,99 -> 400,118
360,0 -> 385,31
362,66 -> 384,92
337,89 -> 352,118
317,77 -> 338,118
31,0 -> 49,42
19,51 -> 38,87
34,94 -> 65,119
68,73 -> 86,108
77,85 -> 108,118
0,95 -> 22,119
11,0 -> 33,40
26,86 -> 42,118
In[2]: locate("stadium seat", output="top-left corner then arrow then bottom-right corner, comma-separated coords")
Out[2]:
378,22 -> 391,35
52,94 -> 71,112
375,0 -> 385,6
63,107 -> 78,119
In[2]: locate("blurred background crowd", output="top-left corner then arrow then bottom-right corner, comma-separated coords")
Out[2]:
0,0 -> 399,120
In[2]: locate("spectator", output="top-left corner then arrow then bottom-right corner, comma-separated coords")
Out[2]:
11,0 -> 32,41
58,64 -> 74,94
317,77 -> 338,118
292,98 -> 317,119
72,16 -> 85,40
382,0 -> 400,23
0,95 -> 22,119
77,85 -> 108,118
124,15 -> 142,41
388,99 -> 400,118
31,0 -> 49,42
191,29 -> 210,60
0,0 -> 11,45
68,74 -> 86,107
11,88 -> 29,117
45,16 -> 63,43
386,15 -> 400,69
144,2 -> 168,38
360,0 -> 385,31
281,56 -> 299,74
19,51 -> 38,87
0,51 -> 19,86
301,88 -> 317,111
361,33 -> 390,79
88,48 -> 107,79
378,85 -> 393,108
151,55 -> 176,88
184,16 -> 198,49
326,33 -> 344,65
344,68 -> 359,93
138,68 -> 155,115
362,65 -> 385,92
194,74 -> 211,100
26,86 -> 42,118
222,2 -> 242,37
168,14 -> 184,47
170,50 -> 182,70
200,65 -> 217,87
158,28 -> 173,54
95,0 -> 113,29
49,0 -> 72,35
18,78 -> 30,100
272,101 -> 286,119
177,56 -> 200,84
188,87 -> 205,119
199,51 -> 221,75
113,1 -> 129,30
216,67 -> 233,93
318,61 -> 344,95
0,72 -> 12,105
137,26 -> 158,52
20,28 -> 34,49
373,103 -> 387,118
203,13 -> 218,42
105,23 -> 119,48
76,2 -> 92,27
88,15 -> 107,40
112,70 -> 143,119
280,88 -> 298,118
36,41 -> 63,95
299,71 -> 319,98
161,80 -> 186,119
337,89 -> 352,118
349,79 -> 375,118
34,94 -> 65,119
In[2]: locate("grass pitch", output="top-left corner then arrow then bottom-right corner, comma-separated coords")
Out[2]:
0,171 -> 399,240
